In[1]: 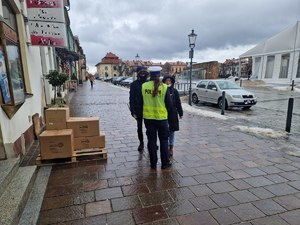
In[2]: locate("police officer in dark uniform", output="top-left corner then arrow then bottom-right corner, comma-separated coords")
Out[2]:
129,66 -> 149,152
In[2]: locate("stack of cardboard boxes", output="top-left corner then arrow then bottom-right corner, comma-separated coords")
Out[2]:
68,117 -> 105,151
39,107 -> 106,162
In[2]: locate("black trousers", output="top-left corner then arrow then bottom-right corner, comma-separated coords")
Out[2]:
144,119 -> 170,167
137,117 -> 143,144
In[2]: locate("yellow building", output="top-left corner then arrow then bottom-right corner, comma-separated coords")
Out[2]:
95,52 -> 122,78
164,61 -> 187,75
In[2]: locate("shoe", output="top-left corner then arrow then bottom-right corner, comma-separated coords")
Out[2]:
138,143 -> 144,152
161,162 -> 172,169
151,165 -> 157,169
169,145 -> 174,157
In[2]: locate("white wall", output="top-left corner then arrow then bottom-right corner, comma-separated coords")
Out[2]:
0,45 -> 45,158
0,0 -> 55,158
252,52 -> 299,83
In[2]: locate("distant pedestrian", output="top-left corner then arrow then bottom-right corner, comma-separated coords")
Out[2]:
142,67 -> 172,169
89,75 -> 95,88
129,66 -> 149,152
162,75 -> 183,157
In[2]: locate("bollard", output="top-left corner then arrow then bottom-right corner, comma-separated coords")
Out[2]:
240,79 -> 243,87
285,98 -> 294,133
291,80 -> 295,91
221,91 -> 225,115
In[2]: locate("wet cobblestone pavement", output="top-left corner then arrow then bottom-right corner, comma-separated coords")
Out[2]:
37,81 -> 300,225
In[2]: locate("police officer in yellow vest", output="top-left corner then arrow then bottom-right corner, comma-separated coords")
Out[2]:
142,67 -> 173,169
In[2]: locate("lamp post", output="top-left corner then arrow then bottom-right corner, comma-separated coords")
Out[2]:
134,53 -> 140,80
188,29 -> 197,106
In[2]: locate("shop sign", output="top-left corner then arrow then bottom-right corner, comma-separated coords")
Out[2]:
26,0 -> 64,8
27,0 -> 67,47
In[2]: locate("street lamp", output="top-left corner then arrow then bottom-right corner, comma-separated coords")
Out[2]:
188,29 -> 197,105
134,53 -> 140,80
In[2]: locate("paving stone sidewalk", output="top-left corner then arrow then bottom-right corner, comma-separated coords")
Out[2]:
37,80 -> 300,225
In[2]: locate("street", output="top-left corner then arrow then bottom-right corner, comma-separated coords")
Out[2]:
192,85 -> 300,139
37,80 -> 300,225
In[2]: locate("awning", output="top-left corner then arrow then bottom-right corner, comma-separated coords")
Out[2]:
55,47 -> 80,62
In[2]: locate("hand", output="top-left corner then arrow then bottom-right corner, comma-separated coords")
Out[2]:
179,116 -> 183,119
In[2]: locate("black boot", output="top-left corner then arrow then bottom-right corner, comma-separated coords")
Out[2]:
138,142 -> 144,152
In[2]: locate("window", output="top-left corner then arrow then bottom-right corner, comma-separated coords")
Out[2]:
2,1 -> 17,30
105,66 -> 108,70
254,57 -> 261,79
6,40 -> 25,103
207,81 -> 217,90
265,55 -> 275,78
113,66 -> 117,71
197,81 -> 208,88
0,1 -> 26,106
279,54 -> 290,79
0,44 -> 10,103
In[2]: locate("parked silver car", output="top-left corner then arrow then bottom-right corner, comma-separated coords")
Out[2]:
191,80 -> 257,109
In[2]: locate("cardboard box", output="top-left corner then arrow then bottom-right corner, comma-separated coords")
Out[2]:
46,122 -> 67,130
45,107 -> 69,130
39,129 -> 74,160
67,117 -> 100,137
74,133 -> 105,150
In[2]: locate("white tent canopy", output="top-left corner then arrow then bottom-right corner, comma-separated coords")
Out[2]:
240,21 -> 300,82
240,21 -> 300,58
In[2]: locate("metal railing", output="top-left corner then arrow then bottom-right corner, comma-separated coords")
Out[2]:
174,82 -> 197,95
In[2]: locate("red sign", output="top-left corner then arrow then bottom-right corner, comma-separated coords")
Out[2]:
26,0 -> 63,9
30,35 -> 66,47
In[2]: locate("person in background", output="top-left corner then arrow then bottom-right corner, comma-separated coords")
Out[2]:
142,67 -> 172,169
129,66 -> 149,152
89,74 -> 95,88
162,75 -> 183,157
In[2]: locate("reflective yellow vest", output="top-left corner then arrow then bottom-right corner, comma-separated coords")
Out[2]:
142,81 -> 168,120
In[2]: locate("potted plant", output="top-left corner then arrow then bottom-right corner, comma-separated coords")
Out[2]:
45,70 -> 69,104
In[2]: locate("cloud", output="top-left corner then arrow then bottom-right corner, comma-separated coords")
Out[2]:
69,0 -> 300,72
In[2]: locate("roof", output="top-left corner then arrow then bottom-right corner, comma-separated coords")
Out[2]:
166,61 -> 187,66
95,52 -> 122,66
240,21 -> 300,58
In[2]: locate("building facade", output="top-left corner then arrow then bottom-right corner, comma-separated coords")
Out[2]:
163,61 -> 187,75
95,52 -> 122,78
0,0 -> 84,159
181,61 -> 219,81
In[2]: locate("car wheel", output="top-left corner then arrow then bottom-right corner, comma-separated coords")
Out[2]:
243,106 -> 252,110
218,98 -> 228,109
192,94 -> 199,103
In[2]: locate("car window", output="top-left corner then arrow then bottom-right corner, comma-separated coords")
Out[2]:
207,81 -> 217,90
197,81 -> 208,88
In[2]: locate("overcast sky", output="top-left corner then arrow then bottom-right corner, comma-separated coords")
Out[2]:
69,0 -> 300,73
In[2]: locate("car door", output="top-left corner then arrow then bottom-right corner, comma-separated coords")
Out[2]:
195,80 -> 208,102
206,81 -> 220,104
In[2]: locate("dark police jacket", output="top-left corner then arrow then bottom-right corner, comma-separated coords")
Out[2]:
129,79 -> 145,119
